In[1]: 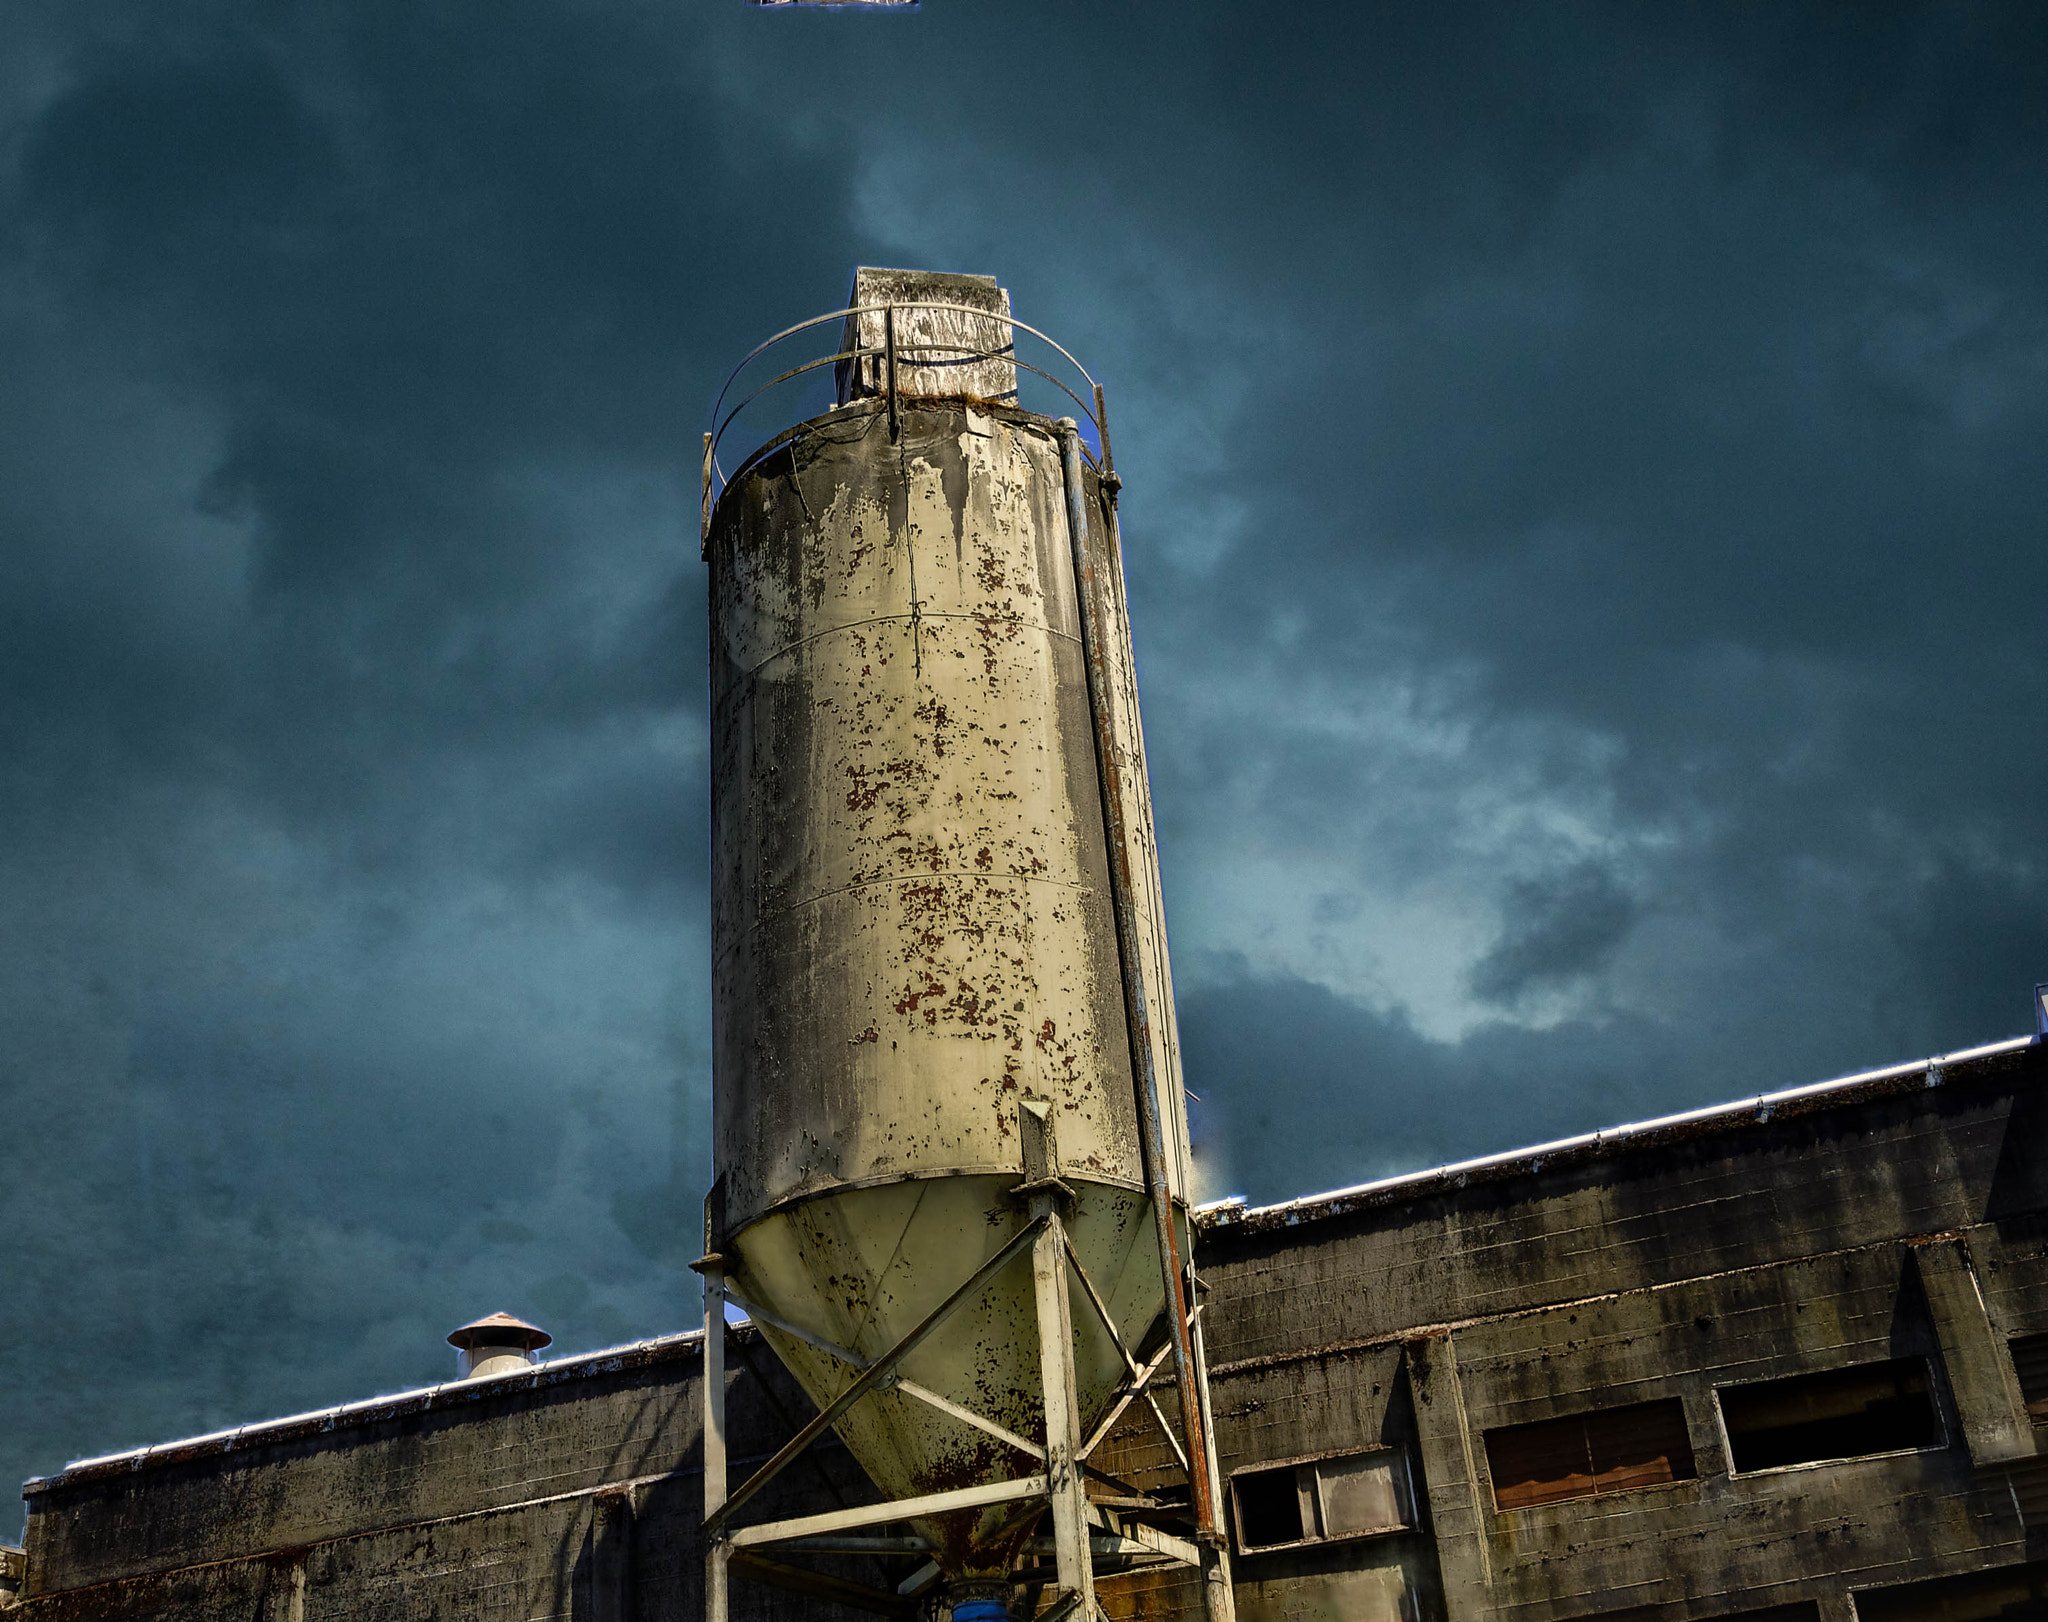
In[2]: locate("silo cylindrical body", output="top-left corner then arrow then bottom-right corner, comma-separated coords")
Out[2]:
708,396 -> 1192,1580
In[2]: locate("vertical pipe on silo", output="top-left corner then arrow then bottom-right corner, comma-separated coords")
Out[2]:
1053,420 -> 1220,1547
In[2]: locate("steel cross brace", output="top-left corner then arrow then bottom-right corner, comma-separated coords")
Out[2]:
704,1211 -> 1050,1539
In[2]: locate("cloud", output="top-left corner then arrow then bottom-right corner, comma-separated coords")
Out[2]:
3,0 -> 2048,1509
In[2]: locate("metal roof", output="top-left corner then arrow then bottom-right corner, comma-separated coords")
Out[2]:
27,1327 -> 712,1493
1194,1033 -> 2038,1236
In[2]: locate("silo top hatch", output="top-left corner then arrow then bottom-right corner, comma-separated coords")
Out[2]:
836,266 -> 1017,405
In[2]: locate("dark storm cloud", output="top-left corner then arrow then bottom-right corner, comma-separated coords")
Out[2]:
1468,863 -> 1638,1006
3,0 -> 2046,1511
0,0 -> 863,1496
1177,963 -> 1701,1200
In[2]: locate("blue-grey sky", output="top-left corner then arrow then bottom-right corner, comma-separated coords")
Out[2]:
4,1 -> 2046,1501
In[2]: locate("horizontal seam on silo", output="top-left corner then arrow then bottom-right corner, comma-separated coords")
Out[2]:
737,610 -> 1082,679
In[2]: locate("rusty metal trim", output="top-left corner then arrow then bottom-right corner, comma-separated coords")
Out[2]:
884,304 -> 899,441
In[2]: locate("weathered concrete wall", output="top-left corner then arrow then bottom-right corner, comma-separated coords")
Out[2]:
17,1331 -> 879,1621
1161,1042 -> 2048,1622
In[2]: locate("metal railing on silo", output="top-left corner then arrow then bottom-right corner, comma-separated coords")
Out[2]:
701,301 -> 1116,550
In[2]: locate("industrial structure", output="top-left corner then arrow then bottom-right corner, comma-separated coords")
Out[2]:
7,273 -> 2048,1622
700,267 -> 1231,1622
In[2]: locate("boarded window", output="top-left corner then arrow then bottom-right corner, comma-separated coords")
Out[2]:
1854,1557 -> 2048,1622
1230,1448 -> 1413,1553
1485,1398 -> 1696,1511
2011,1334 -> 2048,1427
1717,1358 -> 1940,1474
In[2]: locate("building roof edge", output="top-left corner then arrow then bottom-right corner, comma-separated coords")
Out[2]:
25,1326 -> 719,1496
1194,1033 -> 2039,1236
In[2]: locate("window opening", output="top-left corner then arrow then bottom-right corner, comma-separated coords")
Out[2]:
2010,1334 -> 2048,1428
1485,1398 -> 1695,1512
1854,1556 -> 2048,1622
1717,1357 -> 1940,1474
1230,1448 -> 1414,1554
1233,1464 -> 1306,1551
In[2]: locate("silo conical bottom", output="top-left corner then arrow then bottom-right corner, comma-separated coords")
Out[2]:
728,1174 -> 1171,1578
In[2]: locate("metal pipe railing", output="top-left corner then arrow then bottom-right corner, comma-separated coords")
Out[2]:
703,300 -> 1113,539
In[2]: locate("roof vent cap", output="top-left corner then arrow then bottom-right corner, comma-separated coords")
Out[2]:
447,1311 -> 552,1380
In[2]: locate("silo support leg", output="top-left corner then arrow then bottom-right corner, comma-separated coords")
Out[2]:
1200,1545 -> 1236,1622
1191,1301 -> 1237,1622
703,1258 -> 729,1622
1031,1203 -> 1095,1620
708,1539 -> 731,1622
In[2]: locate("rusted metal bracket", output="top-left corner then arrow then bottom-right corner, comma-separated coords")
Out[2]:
1088,1504 -> 1203,1567
705,1212 -> 1049,1537
1034,1588 -> 1088,1622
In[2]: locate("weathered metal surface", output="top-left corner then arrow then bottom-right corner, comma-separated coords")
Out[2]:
838,268 -> 1017,404
707,395 -> 1187,1576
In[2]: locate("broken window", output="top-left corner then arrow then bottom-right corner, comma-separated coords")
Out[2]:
2010,1333 -> 2048,1427
1484,1398 -> 1696,1512
1853,1556 -> 2048,1622
1229,1448 -> 1415,1553
1717,1357 -> 1941,1474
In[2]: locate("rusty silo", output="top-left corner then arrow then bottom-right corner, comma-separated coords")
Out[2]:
698,268 -> 1233,1622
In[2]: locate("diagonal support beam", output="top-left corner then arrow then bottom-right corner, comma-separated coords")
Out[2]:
1061,1240 -> 1186,1469
895,1376 -> 1046,1461
721,1284 -> 863,1367
723,1282 -> 1045,1462
1085,1506 -> 1203,1568
1062,1234 -> 1140,1378
1078,1321 -> 1186,1462
706,1213 -> 1048,1537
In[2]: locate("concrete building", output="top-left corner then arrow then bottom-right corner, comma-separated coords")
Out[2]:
12,1031 -> 2048,1621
